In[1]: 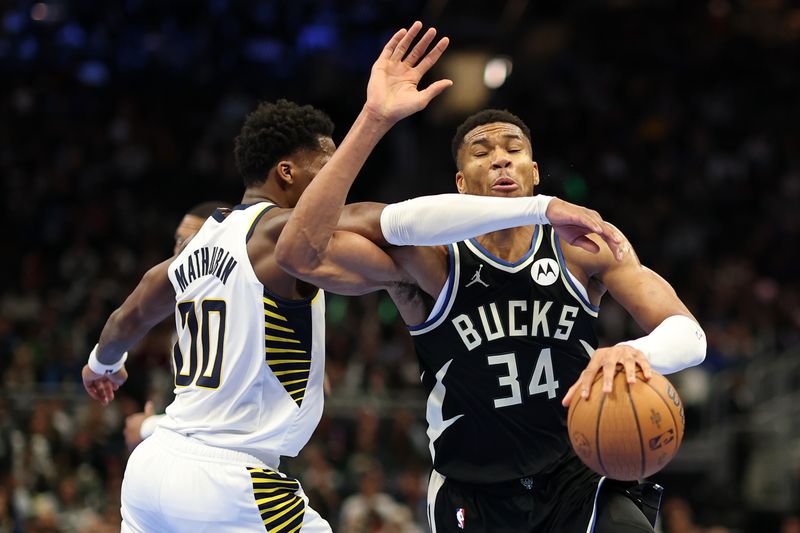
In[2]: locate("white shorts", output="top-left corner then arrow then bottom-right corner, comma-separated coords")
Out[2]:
121,428 -> 331,533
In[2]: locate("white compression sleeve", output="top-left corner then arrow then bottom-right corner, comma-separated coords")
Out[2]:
620,315 -> 707,374
380,194 -> 554,246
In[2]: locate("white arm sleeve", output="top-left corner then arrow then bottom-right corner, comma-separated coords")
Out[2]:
620,315 -> 707,374
139,414 -> 165,440
379,194 -> 554,246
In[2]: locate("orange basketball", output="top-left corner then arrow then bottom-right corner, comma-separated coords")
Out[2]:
567,365 -> 685,481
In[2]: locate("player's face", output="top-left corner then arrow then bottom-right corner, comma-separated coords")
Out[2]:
455,122 -> 539,198
174,214 -> 205,254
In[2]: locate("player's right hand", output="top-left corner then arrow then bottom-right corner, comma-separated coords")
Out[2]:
364,21 -> 452,125
124,400 -> 154,450
562,344 -> 653,407
82,364 -> 128,406
545,198 -> 629,261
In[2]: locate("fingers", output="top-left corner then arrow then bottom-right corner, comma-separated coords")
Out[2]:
601,361 -> 617,394
89,379 -> 115,405
419,78 -> 453,104
415,36 -> 450,76
597,222 -> 627,261
390,21 -> 423,61
570,235 -> 601,254
380,28 -> 407,61
404,27 -> 437,67
562,380 -> 582,407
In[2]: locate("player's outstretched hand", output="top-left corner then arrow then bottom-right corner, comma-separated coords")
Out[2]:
545,198 -> 629,261
82,364 -> 128,406
561,345 -> 653,407
365,21 -> 452,124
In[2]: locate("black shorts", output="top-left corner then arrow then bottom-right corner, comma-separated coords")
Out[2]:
427,455 -> 655,533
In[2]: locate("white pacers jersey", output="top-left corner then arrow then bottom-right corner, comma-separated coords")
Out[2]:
161,202 -> 325,465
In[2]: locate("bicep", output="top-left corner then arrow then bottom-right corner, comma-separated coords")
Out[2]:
120,258 -> 176,328
337,202 -> 388,246
302,230 -> 409,296
600,260 -> 695,333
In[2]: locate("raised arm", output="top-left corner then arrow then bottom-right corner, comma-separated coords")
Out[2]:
276,22 -> 451,274
82,257 -> 176,405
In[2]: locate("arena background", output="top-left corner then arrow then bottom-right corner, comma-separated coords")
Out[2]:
1,1 -> 799,531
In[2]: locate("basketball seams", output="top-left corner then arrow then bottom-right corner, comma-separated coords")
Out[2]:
595,392 -> 608,477
625,377 -> 647,479
643,378 -> 683,445
569,370 -> 683,481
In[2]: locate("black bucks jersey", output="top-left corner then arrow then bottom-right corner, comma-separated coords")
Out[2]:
409,225 -> 599,484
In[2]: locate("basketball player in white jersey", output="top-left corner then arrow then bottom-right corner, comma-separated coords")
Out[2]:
82,23 -> 626,532
123,201 -> 231,451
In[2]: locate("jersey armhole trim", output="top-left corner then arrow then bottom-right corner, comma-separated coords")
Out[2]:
552,232 -> 600,316
245,203 -> 277,243
408,243 -> 459,334
263,286 -> 321,309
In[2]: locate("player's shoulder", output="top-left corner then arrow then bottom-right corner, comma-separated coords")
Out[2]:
252,205 -> 293,243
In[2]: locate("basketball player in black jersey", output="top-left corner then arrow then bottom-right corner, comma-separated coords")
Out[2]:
277,22 -> 707,533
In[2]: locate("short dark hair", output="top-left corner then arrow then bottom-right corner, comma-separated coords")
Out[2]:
186,201 -> 232,219
451,109 -> 532,166
234,99 -> 334,187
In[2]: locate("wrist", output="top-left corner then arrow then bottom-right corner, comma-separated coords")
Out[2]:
539,195 -> 558,224
360,104 -> 398,130
87,344 -> 128,375
531,195 -> 555,225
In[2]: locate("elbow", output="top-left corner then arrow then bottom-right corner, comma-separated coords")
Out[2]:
274,239 -> 315,278
691,325 -> 708,367
676,321 -> 707,371
274,239 -> 295,274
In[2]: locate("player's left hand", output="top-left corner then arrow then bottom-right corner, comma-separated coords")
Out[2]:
364,21 -> 453,124
561,344 -> 653,407
546,198 -> 629,261
82,364 -> 128,406
124,400 -> 154,450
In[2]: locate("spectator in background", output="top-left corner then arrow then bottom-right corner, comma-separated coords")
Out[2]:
339,459 -> 421,533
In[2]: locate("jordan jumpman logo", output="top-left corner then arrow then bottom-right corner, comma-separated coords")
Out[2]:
465,264 -> 489,288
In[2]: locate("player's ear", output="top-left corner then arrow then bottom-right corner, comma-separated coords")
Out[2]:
455,171 -> 467,194
532,161 -> 540,186
276,161 -> 293,185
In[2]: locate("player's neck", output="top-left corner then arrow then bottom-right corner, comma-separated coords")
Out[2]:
241,188 -> 283,208
474,226 -> 535,262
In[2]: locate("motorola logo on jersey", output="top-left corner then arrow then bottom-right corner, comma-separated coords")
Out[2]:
531,258 -> 559,286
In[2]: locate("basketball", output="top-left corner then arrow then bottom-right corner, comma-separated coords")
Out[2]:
567,365 -> 685,481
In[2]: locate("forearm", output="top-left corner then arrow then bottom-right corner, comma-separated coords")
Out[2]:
277,108 -> 394,268
94,260 -> 175,366
95,308 -> 150,364
380,194 -> 554,246
620,315 -> 707,374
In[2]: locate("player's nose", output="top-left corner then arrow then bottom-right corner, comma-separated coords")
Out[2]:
490,148 -> 511,169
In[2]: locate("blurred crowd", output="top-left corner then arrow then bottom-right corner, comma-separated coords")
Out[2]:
2,0 -> 800,531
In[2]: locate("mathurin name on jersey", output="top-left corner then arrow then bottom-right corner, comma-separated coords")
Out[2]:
451,300 -> 581,351
173,245 -> 238,291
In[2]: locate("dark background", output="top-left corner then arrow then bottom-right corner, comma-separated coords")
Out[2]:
1,1 -> 799,531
